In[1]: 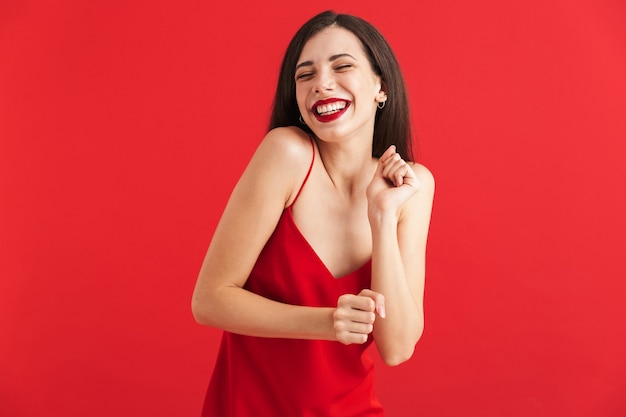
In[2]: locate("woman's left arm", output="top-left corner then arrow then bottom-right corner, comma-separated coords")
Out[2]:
366,146 -> 435,366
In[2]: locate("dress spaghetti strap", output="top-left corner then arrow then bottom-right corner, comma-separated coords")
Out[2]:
289,135 -> 315,207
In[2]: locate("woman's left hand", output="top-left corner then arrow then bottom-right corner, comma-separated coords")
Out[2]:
366,145 -> 420,218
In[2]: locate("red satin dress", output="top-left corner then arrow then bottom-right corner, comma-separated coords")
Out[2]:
201,138 -> 384,416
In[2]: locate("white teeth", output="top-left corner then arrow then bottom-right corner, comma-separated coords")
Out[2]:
316,101 -> 347,115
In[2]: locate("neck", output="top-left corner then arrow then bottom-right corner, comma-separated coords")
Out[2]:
316,139 -> 375,197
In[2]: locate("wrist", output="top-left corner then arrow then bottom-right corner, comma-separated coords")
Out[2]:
368,208 -> 399,229
320,306 -> 339,342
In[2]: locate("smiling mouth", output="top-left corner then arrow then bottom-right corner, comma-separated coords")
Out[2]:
316,101 -> 347,116
311,99 -> 351,122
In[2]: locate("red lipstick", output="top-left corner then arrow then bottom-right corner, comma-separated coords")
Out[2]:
311,98 -> 351,123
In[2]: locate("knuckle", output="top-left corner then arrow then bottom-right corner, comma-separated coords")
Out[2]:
333,309 -> 346,322
333,320 -> 342,331
368,312 -> 376,323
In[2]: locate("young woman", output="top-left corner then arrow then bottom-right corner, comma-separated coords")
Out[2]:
192,10 -> 434,416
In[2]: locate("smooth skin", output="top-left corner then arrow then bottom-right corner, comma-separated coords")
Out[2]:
192,26 -> 434,366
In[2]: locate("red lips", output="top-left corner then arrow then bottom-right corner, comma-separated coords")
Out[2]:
311,98 -> 351,123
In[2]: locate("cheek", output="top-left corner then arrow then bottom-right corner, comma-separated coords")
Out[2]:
295,86 -> 308,111
351,76 -> 378,100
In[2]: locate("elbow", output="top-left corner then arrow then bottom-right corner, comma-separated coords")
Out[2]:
192,283 -> 238,328
379,326 -> 424,367
191,279 -> 227,327
380,345 -> 416,367
191,295 -> 214,326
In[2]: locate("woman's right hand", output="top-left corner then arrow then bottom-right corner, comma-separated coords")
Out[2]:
333,289 -> 386,345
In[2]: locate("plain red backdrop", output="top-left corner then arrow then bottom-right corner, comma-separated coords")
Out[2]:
1,1 -> 625,416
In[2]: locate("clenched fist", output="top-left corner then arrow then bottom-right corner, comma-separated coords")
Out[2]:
333,289 -> 385,345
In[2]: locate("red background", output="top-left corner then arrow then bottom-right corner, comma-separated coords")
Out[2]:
1,1 -> 625,416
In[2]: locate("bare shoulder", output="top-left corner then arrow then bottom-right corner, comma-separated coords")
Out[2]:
398,162 -> 434,244
256,127 -> 313,166
245,126 -> 314,206
397,162 -> 435,226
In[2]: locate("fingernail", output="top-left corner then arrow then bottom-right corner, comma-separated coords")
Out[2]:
377,305 -> 386,318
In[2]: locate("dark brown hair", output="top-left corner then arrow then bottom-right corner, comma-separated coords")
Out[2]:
269,10 -> 415,161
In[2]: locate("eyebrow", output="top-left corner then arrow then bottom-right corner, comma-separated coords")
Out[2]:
295,53 -> 357,70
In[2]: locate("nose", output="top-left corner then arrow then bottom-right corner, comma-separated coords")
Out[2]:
313,68 -> 335,94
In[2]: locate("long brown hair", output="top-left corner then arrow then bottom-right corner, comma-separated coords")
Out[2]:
269,10 -> 415,161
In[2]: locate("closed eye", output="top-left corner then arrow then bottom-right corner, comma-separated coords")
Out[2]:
335,64 -> 353,71
295,72 -> 314,80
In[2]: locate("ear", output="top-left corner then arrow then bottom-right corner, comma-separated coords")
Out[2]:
375,80 -> 388,104
375,90 -> 387,104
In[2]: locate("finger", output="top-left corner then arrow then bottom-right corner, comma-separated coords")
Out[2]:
380,149 -> 399,168
383,158 -> 408,187
358,289 -> 386,319
334,303 -> 376,323
344,321 -> 374,335
379,145 -> 397,164
339,293 -> 376,313
393,164 -> 409,188
337,331 -> 369,345
381,154 -> 403,173
381,154 -> 404,174
333,309 -> 375,345
337,314 -> 374,342
386,159 -> 420,190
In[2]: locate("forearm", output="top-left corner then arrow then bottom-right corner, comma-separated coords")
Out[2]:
370,214 -> 424,365
192,284 -> 337,341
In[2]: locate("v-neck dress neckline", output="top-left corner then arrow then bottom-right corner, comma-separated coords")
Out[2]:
285,205 -> 372,280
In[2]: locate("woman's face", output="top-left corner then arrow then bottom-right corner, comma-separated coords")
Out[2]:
294,26 -> 385,143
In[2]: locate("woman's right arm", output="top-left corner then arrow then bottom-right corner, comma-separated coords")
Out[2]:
191,127 -> 337,340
